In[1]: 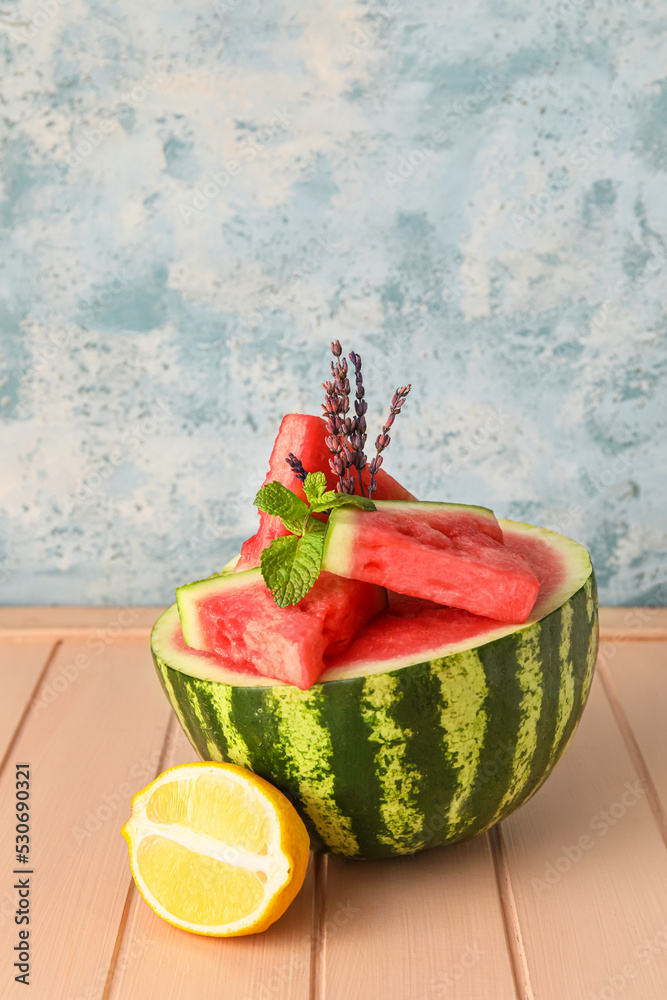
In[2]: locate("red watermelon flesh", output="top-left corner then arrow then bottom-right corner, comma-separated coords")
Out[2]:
321,501 -> 540,624
176,568 -> 387,689
321,523 -> 571,678
236,413 -> 416,571
155,519 -> 589,690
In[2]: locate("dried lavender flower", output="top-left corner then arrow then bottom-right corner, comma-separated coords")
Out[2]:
323,341 -> 356,493
368,384 -> 411,499
347,350 -> 368,495
285,452 -> 308,484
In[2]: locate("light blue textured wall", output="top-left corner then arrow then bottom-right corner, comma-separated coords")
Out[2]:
1,0 -> 665,606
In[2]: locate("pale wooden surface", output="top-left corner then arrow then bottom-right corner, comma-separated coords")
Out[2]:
0,608 -> 666,1000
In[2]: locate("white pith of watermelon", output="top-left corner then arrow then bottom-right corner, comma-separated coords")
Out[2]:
153,519 -> 592,687
321,501 -> 541,624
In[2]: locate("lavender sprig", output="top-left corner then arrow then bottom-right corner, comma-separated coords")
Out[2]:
322,340 -> 356,494
285,452 -> 308,484
322,378 -> 345,478
368,385 -> 411,499
348,350 -> 368,496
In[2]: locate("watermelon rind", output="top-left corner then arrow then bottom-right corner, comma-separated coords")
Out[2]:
176,567 -> 262,650
152,518 -> 598,859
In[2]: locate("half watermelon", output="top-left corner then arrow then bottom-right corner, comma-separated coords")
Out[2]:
152,519 -> 598,859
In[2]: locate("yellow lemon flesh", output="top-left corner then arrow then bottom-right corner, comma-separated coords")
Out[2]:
122,761 -> 310,936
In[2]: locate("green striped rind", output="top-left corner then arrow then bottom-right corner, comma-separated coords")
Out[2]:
152,571 -> 599,859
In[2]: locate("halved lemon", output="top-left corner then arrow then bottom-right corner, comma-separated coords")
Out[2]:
121,761 -> 310,936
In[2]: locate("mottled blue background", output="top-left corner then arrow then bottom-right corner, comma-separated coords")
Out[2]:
1,0 -> 665,606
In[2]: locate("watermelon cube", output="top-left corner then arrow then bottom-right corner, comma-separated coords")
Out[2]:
236,413 -> 416,572
176,568 -> 387,689
321,501 -> 541,624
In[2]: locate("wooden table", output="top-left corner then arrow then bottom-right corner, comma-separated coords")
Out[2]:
1,607 -> 666,1000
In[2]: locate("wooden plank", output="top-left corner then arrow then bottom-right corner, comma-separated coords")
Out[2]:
0,605 -> 662,639
599,606 -> 667,641
0,639 -> 173,1000
601,642 -> 667,845
501,672 -> 667,1000
0,604 -> 662,630
0,607 -> 162,637
0,642 -> 56,767
106,722 -> 316,1000
323,834 -> 517,1000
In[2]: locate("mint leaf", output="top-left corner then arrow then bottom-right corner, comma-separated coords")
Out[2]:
254,471 -> 373,606
259,535 -> 299,601
302,471 -> 328,506
315,489 -> 339,506
309,494 -> 376,514
254,482 -> 310,534
260,530 -> 325,607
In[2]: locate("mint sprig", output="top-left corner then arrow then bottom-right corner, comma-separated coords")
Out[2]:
254,472 -> 375,607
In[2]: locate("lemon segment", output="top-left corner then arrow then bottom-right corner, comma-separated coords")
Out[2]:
122,761 -> 310,937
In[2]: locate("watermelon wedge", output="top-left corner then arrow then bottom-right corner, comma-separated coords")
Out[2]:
236,413 -> 415,571
322,501 -> 540,623
152,519 -> 598,858
176,568 -> 387,690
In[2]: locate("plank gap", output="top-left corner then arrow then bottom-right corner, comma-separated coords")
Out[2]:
0,628 -> 152,642
0,640 -> 61,778
309,851 -> 328,1000
101,711 -> 179,998
101,880 -> 136,1000
597,660 -> 667,852
489,825 -> 535,1000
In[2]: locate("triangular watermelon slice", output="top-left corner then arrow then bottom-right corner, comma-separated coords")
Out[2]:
236,413 -> 415,571
322,501 -> 540,623
176,568 -> 387,689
